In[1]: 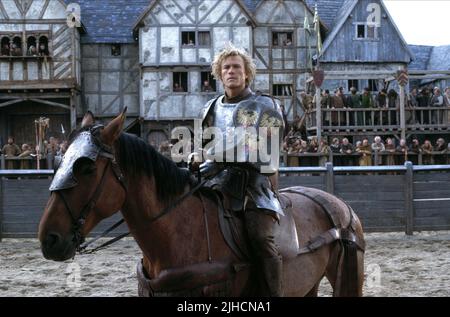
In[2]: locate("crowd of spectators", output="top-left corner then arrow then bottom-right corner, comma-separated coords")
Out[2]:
0,136 -> 68,169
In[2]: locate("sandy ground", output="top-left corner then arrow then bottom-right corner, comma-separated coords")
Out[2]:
1,231 -> 449,297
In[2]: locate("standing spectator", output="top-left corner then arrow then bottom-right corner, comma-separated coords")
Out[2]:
356,138 -> 372,166
347,87 -> 362,126
330,137 -> 341,166
408,88 -> 419,124
384,138 -> 396,166
444,87 -> 450,124
279,104 -> 289,139
376,89 -> 388,125
320,90 -> 331,126
430,87 -> 444,124
417,88 -> 431,125
361,88 -> 374,126
371,136 -> 385,166
421,140 -> 434,165
387,89 -> 398,125
331,88 -> 345,127
158,141 -> 172,160
1,136 -> 21,169
201,80 -> 213,92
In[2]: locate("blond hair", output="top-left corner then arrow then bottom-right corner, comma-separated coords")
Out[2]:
211,44 -> 256,86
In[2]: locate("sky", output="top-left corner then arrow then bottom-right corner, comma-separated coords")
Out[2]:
383,0 -> 450,46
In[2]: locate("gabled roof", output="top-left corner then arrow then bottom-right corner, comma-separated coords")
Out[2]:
408,45 -> 433,70
319,0 -> 414,61
133,0 -> 256,31
64,0 -> 150,43
427,45 -> 450,71
304,0 -> 346,29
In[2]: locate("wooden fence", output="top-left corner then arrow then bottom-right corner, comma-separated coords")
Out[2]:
1,163 -> 450,239
0,170 -> 126,240
279,163 -> 450,234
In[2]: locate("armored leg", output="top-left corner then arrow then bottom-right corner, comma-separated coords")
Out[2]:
244,207 -> 283,297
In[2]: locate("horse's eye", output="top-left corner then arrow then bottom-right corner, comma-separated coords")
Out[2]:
74,158 -> 96,176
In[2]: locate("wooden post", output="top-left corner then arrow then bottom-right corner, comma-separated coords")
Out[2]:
399,84 -> 406,140
0,155 -> 5,170
405,161 -> 414,235
0,176 -> 2,242
315,87 -> 321,142
70,90 -> 77,131
325,162 -> 334,194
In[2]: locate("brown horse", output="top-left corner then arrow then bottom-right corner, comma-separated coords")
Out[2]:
38,110 -> 365,297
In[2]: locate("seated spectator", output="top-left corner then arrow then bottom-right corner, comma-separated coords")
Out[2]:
340,138 -> 354,166
356,138 -> 372,166
421,140 -> 434,165
201,80 -> 214,92
18,144 -> 33,169
384,138 -> 396,166
371,136 -> 385,165
434,138 -> 447,164
396,139 -> 409,165
318,139 -> 331,166
174,83 -> 185,92
1,43 -> 10,56
308,137 -> 318,153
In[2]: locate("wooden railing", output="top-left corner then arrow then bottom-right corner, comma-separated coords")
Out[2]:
281,151 -> 450,167
306,106 -> 450,132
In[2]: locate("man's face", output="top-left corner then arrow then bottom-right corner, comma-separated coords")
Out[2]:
221,55 -> 247,91
7,138 -> 13,144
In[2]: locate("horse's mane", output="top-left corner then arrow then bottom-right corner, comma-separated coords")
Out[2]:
116,132 -> 191,203
69,126 -> 191,203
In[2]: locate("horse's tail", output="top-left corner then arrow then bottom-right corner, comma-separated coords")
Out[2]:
333,219 -> 365,297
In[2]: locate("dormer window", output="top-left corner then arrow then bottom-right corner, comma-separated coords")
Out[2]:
355,23 -> 378,39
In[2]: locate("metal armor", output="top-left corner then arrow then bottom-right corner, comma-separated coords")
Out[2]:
200,92 -> 284,215
49,126 -> 113,191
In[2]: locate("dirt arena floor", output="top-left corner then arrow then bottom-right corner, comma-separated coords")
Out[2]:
1,231 -> 449,297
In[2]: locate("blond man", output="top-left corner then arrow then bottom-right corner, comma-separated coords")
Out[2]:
197,44 -> 284,296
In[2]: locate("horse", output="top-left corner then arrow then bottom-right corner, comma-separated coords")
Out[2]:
38,110 -> 365,297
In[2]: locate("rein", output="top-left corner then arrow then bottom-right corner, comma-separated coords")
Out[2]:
78,174 -> 211,254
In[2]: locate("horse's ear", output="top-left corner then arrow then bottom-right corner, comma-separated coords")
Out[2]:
81,110 -> 95,128
101,107 -> 127,145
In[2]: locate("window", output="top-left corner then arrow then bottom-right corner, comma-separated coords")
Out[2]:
368,79 -> 378,92
198,31 -> 211,46
201,72 -> 216,92
1,36 -> 10,56
355,23 -> 378,39
173,72 -> 188,92
273,84 -> 293,96
111,44 -> 121,56
348,80 -> 359,92
181,32 -> 196,46
11,36 -> 22,56
272,32 -> 293,47
1,33 -> 51,57
27,36 -> 37,56
38,36 -> 49,56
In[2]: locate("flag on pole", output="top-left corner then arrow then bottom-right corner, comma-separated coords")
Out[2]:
313,4 -> 322,55
304,15 -> 312,70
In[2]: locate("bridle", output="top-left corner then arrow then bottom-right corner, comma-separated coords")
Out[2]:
54,126 -> 127,252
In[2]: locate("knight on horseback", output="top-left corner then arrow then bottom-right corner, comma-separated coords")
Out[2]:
191,45 -> 285,296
